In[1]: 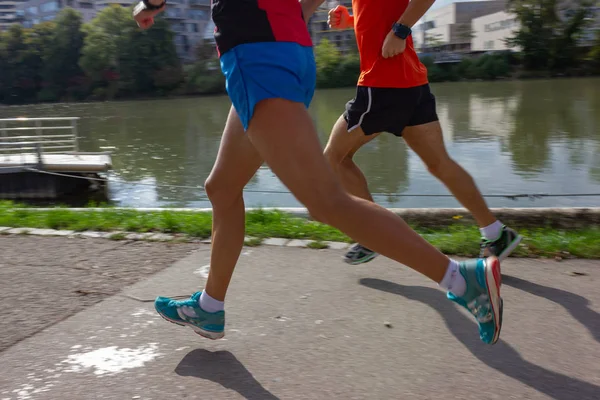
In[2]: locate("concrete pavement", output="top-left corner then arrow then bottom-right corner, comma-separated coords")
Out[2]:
1,245 -> 599,399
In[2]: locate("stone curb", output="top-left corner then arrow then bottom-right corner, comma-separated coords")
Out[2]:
0,227 -> 350,250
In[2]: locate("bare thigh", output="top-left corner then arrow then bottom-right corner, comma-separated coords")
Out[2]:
324,115 -> 380,161
205,106 -> 264,200
402,121 -> 449,168
246,98 -> 449,280
246,99 -> 344,211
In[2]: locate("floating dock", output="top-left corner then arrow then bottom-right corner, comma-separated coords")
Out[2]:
0,117 -> 112,202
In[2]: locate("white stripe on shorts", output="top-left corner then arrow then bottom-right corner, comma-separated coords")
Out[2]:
348,87 -> 373,132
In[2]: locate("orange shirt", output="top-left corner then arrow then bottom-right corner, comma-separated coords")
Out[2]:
352,0 -> 428,88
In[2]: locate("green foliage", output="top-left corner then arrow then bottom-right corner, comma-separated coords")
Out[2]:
423,53 -> 512,83
1,0 -> 598,102
0,204 -> 598,258
589,29 -> 600,73
0,25 -> 41,104
80,5 -> 182,99
182,40 -> 226,95
314,39 -> 359,88
44,8 -> 86,101
0,5 -> 183,103
507,0 -> 595,72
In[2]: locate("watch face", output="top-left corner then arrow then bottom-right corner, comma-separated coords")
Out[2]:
394,24 -> 409,38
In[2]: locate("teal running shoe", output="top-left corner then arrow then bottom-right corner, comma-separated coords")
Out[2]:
154,291 -> 225,340
447,257 -> 503,345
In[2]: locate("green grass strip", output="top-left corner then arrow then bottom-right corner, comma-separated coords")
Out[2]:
0,203 -> 598,259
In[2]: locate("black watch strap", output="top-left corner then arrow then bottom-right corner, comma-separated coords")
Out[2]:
392,22 -> 412,39
142,0 -> 166,10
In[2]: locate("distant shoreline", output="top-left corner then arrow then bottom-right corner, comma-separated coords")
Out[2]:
2,75 -> 599,108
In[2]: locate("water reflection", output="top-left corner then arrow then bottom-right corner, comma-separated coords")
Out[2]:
0,78 -> 599,208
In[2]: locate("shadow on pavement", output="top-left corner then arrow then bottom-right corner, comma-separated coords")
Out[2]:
360,278 -> 600,400
176,349 -> 280,400
503,274 -> 600,344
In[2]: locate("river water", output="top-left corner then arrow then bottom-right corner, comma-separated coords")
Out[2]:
2,78 -> 599,209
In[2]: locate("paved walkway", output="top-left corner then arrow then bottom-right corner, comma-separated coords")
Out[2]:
1,245 -> 599,399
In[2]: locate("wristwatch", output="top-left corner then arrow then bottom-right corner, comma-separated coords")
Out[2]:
392,22 -> 412,40
142,0 -> 166,10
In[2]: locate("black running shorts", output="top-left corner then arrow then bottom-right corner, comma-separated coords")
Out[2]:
343,84 -> 439,136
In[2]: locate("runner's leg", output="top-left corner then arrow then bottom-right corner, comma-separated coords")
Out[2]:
203,106 -> 264,302
324,115 -> 379,202
248,97 -> 503,345
324,115 -> 380,264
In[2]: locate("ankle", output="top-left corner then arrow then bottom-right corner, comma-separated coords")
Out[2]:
480,220 -> 503,241
199,290 -> 225,313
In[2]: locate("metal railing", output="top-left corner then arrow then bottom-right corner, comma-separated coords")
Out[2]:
0,117 -> 80,155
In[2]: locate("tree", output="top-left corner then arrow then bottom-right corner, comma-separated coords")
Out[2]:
80,4 -> 134,95
589,29 -> 600,73
0,25 -> 39,103
80,5 -> 182,98
314,38 -> 341,74
43,8 -> 86,100
508,0 -> 594,71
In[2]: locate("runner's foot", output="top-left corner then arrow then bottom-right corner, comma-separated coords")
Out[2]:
447,257 -> 503,345
155,292 -> 225,340
343,243 -> 378,265
480,225 -> 522,261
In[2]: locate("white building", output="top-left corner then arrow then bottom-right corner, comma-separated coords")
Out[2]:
413,0 -> 508,52
471,10 -> 519,52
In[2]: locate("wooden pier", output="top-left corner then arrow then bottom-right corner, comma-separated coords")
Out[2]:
0,117 -> 112,202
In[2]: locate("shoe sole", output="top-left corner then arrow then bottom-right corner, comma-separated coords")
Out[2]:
498,234 -> 523,261
484,256 -> 502,344
343,252 -> 378,265
155,307 -> 225,340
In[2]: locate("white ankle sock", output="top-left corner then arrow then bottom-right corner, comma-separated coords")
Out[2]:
480,220 -> 503,241
199,291 -> 224,313
439,259 -> 466,297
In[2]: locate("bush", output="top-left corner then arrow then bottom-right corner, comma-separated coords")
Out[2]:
183,64 -> 226,95
314,38 -> 361,88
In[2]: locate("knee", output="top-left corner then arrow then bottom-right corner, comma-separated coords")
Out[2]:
425,155 -> 454,178
204,176 -> 242,208
305,187 -> 349,226
324,147 -> 354,173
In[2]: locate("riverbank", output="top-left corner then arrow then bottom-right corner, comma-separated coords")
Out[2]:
1,205 -> 598,258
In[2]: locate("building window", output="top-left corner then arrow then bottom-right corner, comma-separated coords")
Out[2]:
172,22 -> 185,31
79,1 -> 93,8
484,18 -> 516,32
26,6 -> 38,15
421,20 -> 435,30
40,1 -> 59,12
166,8 -> 183,18
187,9 -> 206,19
188,22 -> 198,32
484,40 -> 495,50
